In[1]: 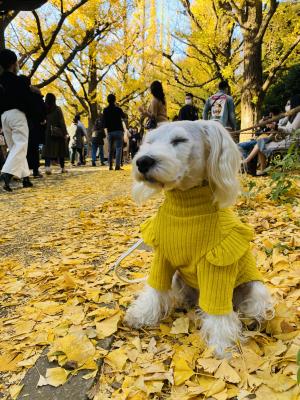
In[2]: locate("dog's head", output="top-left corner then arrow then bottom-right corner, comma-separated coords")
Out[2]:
132,120 -> 241,208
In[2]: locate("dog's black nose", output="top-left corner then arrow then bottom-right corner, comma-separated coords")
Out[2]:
136,156 -> 156,174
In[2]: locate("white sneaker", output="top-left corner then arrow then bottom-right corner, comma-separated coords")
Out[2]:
45,167 -> 52,175
256,170 -> 266,176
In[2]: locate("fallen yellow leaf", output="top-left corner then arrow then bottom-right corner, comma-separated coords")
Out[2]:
96,312 -> 121,339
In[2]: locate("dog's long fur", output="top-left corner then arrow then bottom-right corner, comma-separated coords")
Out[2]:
125,120 -> 274,357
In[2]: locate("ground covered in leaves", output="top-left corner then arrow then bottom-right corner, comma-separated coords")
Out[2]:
0,166 -> 299,400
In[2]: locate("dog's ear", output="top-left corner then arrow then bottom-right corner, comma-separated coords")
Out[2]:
202,121 -> 241,208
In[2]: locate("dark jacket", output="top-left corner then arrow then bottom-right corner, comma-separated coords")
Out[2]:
103,104 -> 126,133
92,114 -> 106,145
178,104 -> 198,121
27,89 -> 47,145
0,71 -> 32,116
43,105 -> 68,159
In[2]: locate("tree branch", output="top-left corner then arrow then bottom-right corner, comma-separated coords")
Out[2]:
29,0 -> 88,78
179,0 -> 203,31
37,23 -> 110,88
257,0 -> 278,42
60,73 -> 89,112
262,34 -> 300,93
32,10 -> 46,50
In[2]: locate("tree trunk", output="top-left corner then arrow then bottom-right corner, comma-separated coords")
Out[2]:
240,38 -> 263,131
240,0 -> 263,131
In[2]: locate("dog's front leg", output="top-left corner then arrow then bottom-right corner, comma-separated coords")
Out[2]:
200,311 -> 242,358
125,284 -> 174,328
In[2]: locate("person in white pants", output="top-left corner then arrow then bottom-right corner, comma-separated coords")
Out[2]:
0,49 -> 33,192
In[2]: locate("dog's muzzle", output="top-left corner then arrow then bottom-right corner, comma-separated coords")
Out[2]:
136,156 -> 156,174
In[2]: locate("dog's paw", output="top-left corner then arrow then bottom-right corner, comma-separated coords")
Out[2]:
124,308 -> 145,329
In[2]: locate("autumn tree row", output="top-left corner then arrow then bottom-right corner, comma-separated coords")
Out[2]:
3,0 -> 300,131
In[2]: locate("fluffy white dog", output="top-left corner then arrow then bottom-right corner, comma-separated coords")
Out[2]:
125,120 -> 274,357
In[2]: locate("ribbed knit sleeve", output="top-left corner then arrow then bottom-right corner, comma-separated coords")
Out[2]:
141,217 -> 157,248
147,251 -> 174,291
198,259 -> 238,315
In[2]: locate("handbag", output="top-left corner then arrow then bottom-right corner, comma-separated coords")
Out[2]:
50,125 -> 64,138
145,116 -> 157,130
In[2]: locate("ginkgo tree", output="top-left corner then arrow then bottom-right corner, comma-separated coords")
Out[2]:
175,0 -> 300,129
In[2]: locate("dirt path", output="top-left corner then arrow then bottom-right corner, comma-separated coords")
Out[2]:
0,169 -> 299,400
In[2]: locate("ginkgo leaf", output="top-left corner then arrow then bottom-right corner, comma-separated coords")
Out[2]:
96,312 -> 121,339
37,374 -> 48,387
48,333 -> 95,367
105,348 -> 128,371
45,367 -> 69,387
173,358 -> 194,386
214,360 -> 241,383
170,317 -> 189,335
197,357 -> 222,373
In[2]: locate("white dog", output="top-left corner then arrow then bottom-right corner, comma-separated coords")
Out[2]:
125,120 -> 274,357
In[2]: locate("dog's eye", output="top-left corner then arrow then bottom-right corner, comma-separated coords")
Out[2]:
171,137 -> 188,146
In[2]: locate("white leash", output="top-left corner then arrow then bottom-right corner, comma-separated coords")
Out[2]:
113,238 -> 150,283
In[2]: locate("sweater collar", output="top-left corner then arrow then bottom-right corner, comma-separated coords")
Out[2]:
163,185 -> 218,216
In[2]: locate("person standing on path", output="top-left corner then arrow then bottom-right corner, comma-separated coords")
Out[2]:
0,49 -> 33,192
203,80 -> 238,142
139,81 -> 168,130
178,93 -> 199,121
42,93 -> 68,174
71,115 -> 86,166
103,94 -> 127,170
19,75 -> 47,179
91,111 -> 106,166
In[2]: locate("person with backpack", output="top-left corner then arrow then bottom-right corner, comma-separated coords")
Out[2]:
0,49 -> 33,191
203,80 -> 238,142
91,112 -> 106,166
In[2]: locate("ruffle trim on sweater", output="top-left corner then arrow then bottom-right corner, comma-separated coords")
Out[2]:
206,223 -> 254,266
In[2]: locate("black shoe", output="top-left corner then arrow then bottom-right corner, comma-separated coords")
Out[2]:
2,173 -> 12,192
115,166 -> 124,171
101,162 -> 105,166
92,162 -> 96,167
23,177 -> 33,188
33,172 -> 43,178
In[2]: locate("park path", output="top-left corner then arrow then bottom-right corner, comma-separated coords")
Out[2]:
0,167 -> 299,400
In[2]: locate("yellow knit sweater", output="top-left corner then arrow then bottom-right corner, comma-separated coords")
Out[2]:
141,185 -> 262,315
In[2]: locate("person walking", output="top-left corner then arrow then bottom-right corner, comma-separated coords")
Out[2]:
129,127 -> 141,160
91,112 -> 106,166
203,80 -> 238,142
0,49 -> 33,191
20,75 -> 46,178
71,115 -> 86,166
139,80 -> 168,130
103,94 -> 127,170
42,93 -> 68,174
178,93 -> 198,121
